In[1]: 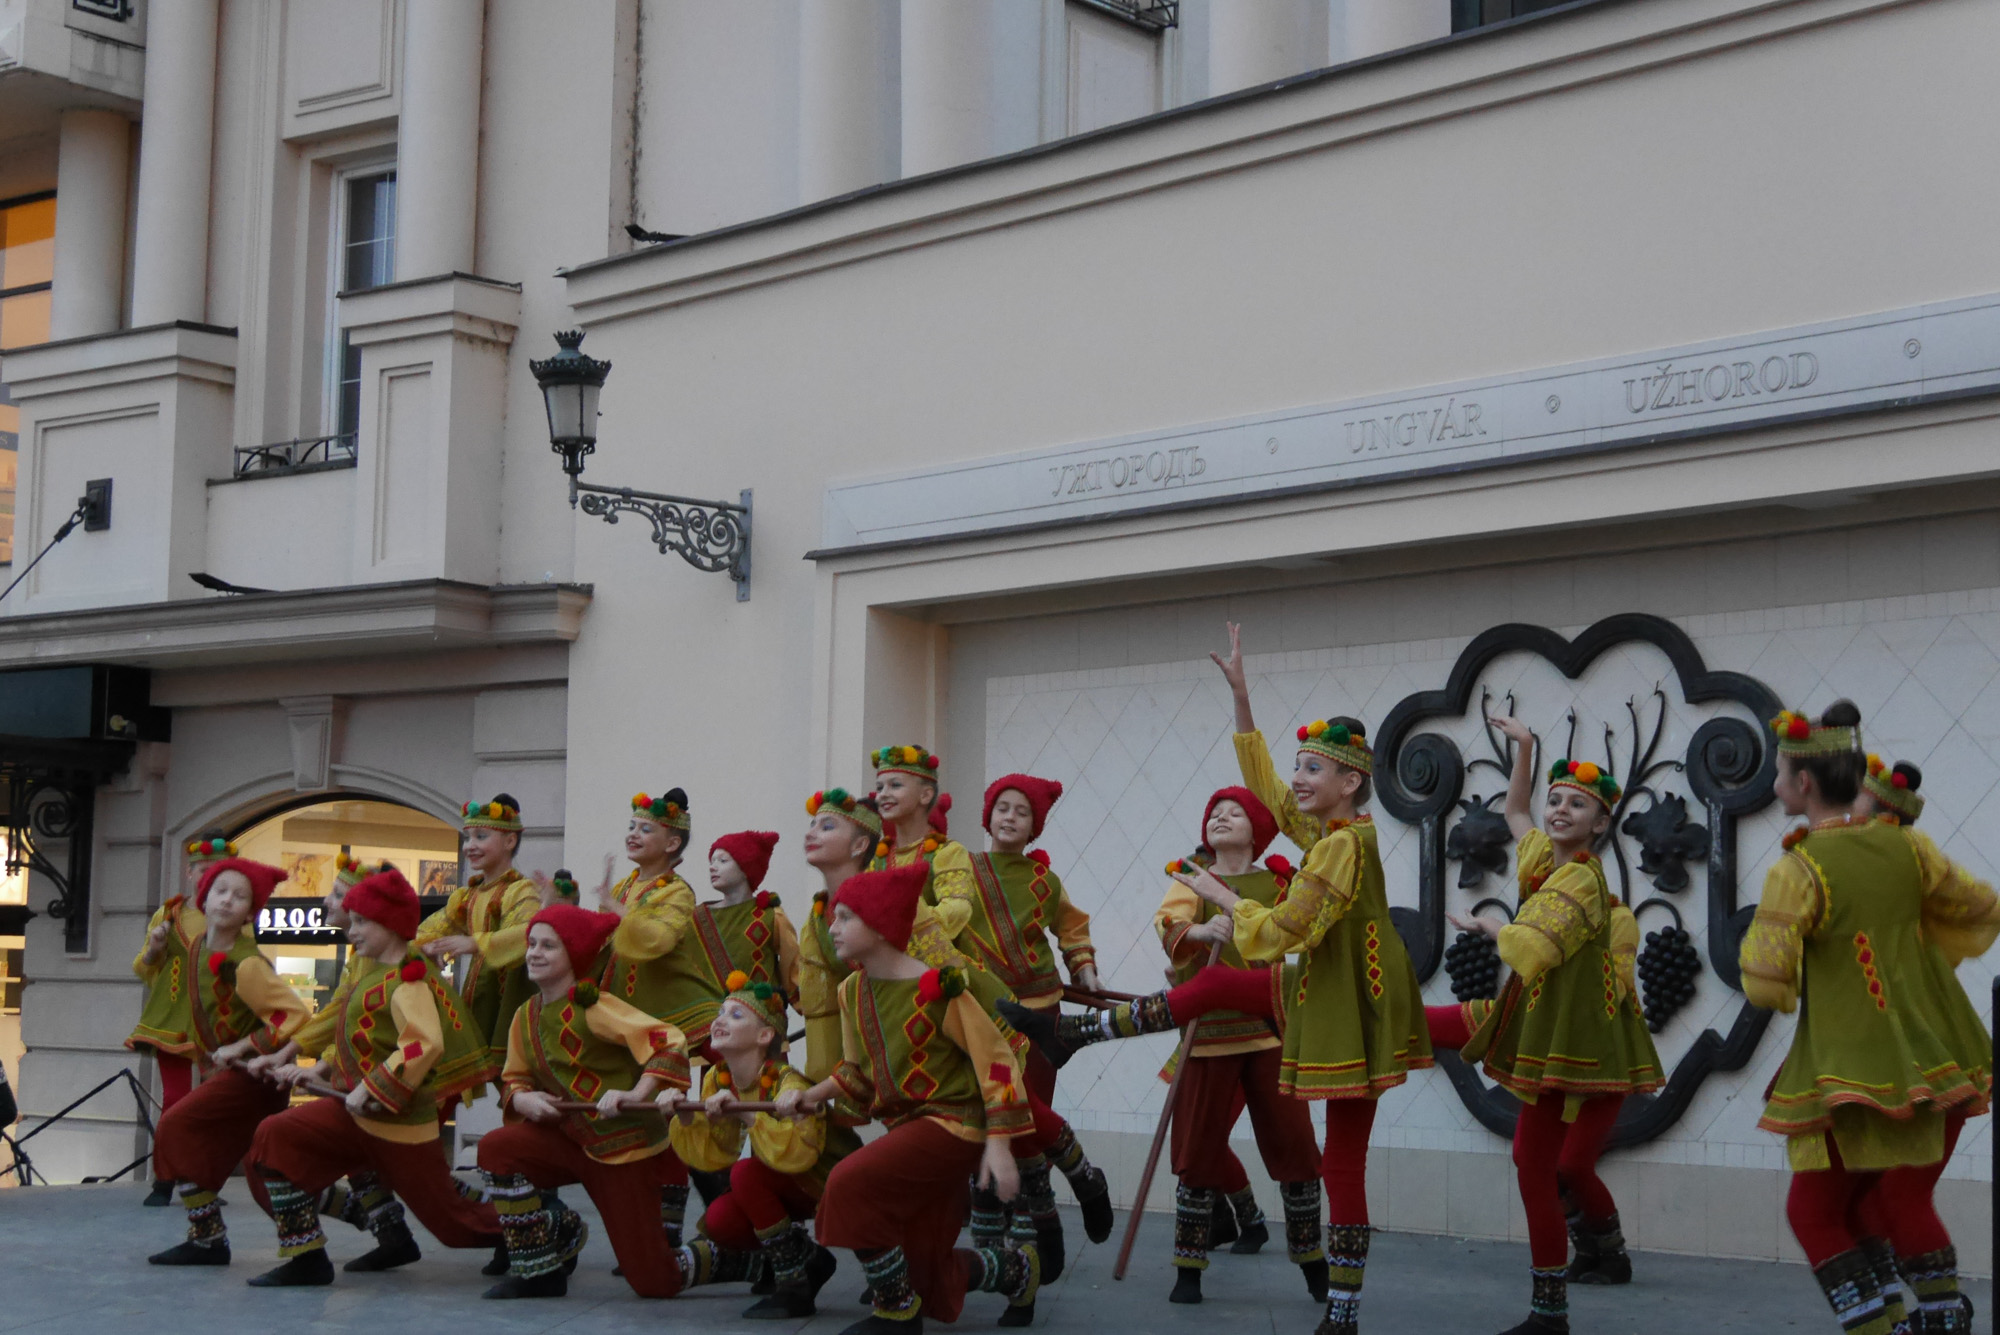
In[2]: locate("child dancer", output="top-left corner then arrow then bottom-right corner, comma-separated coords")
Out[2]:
1156,786 -> 1324,1303
704,830 -> 799,1004
247,869 -> 502,1285
1428,716 -> 1661,1334
872,746 -> 1116,1259
478,904 -> 693,1299
130,832 -> 237,1206
667,976 -> 851,1317
145,856 -> 308,1267
1006,623 -> 1432,1331
781,863 -> 1039,1334
1742,708 -> 1997,1335
798,789 -> 879,1081
418,795 -> 541,1069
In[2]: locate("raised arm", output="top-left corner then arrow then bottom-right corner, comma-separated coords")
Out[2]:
1210,621 -> 1256,735
1491,715 -> 1538,842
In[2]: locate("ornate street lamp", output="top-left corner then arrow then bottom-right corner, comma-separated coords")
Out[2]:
530,329 -> 753,600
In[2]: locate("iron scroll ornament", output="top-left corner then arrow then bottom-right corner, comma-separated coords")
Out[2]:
1371,612 -> 1781,1147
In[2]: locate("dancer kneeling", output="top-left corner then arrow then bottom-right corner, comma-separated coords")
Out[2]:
478,904 -> 694,1299
1425,717 -> 1661,1335
666,974 -> 852,1317
781,863 -> 1039,1334
246,869 -> 502,1286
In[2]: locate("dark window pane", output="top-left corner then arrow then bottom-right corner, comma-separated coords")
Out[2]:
342,172 -> 397,291
336,333 -> 362,441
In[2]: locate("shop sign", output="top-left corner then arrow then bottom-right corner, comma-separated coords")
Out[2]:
818,292 -> 2000,550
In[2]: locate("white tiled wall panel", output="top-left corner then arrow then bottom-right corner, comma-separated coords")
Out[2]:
977,569 -> 2000,1270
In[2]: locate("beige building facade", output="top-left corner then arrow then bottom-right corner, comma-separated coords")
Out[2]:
0,0 -> 1992,1272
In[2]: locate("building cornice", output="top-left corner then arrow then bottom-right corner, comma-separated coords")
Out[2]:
0,580 -> 592,671
560,0 -> 1910,326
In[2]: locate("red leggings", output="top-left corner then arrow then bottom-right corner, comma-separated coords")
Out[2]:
1810,1110 -> 1969,1265
701,1156 -> 819,1250
1424,1003 -> 1623,1260
1166,963 -> 1376,1223
152,1066 -> 289,1192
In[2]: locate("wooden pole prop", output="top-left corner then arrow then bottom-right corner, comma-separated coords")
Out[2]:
547,1098 -> 780,1116
1062,984 -> 1141,1008
1112,940 -> 1221,1281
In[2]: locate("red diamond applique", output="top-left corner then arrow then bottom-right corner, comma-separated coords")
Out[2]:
402,1041 -> 423,1061
559,1028 -> 585,1059
901,1066 -> 939,1100
744,921 -> 770,948
357,1014 -> 375,1031
648,1027 -> 673,1050
362,984 -> 387,1009
902,1009 -> 936,1049
571,1069 -> 602,1100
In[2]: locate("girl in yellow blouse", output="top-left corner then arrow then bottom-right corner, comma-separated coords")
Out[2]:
666,976 -> 852,1318
1427,716 -> 1660,1335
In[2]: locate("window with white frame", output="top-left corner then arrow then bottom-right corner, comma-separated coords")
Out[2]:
330,166 -> 396,446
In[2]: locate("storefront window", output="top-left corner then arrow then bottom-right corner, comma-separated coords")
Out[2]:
230,796 -> 459,1014
0,191 -> 57,567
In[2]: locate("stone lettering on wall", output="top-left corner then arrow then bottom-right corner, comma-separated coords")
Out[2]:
819,293 -> 2000,550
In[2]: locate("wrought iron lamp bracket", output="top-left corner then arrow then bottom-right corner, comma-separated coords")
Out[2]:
569,479 -> 753,601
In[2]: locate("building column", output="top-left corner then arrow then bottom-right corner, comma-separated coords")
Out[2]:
129,0 -> 218,326
50,110 -> 131,341
1342,0 -> 1451,62
396,0 -> 485,278
1208,0 -> 1318,96
899,0 -> 1039,177
799,0 -> 899,203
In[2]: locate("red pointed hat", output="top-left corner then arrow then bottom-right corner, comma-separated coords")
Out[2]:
831,863 -> 927,952
344,867 -> 421,940
711,830 -> 781,890
1204,787 -> 1279,858
195,857 -> 288,913
982,774 -> 1064,840
530,905 -> 621,978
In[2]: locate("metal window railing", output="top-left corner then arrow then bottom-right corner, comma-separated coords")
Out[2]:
233,434 -> 357,478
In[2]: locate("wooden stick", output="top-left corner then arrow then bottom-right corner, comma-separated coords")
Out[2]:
546,1098 -> 781,1116
1062,983 -> 1141,1008
1112,941 -> 1220,1281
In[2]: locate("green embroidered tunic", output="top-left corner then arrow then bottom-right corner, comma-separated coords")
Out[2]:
1464,829 -> 1662,1105
1230,732 -> 1434,1099
958,853 -> 1096,1007
831,971 -> 1032,1142
129,897 -> 208,1058
1739,818 -> 1997,1170
1159,867 -> 1284,1059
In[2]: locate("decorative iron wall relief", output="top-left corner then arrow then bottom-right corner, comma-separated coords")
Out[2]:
1373,612 -> 1781,1147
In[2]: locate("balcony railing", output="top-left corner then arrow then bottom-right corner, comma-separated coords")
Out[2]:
232,434 -> 357,479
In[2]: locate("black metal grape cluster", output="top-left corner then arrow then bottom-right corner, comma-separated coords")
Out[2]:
1639,924 -> 1702,1032
1444,930 -> 1502,1002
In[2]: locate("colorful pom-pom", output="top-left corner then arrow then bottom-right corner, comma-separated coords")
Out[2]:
924,755 -> 939,769
811,891 -> 828,919
1787,717 -> 1811,740
874,841 -> 889,860
570,981 -> 599,1008
1328,724 -> 1351,745
1574,762 -> 1601,784
1296,725 -> 1310,742
715,1065 -> 733,1089
399,958 -> 427,983
1027,849 -> 1051,869
1891,772 -> 1910,789
916,969 -> 944,1006
207,951 -> 228,974
806,792 -> 823,816
1782,826 -> 1808,851
725,969 -> 751,992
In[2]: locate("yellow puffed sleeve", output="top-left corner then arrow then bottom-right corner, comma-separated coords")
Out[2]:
473,874 -> 542,970
499,1006 -> 537,1112
1156,877 -> 1208,965
1049,876 -> 1096,975
666,1066 -> 745,1173
235,954 -> 311,1052
941,990 -> 1031,1139
1497,860 -> 1607,984
610,875 -> 697,962
1739,852 -> 1824,1014
586,994 -> 692,1089
926,840 -> 976,942
1906,828 -> 2000,966
415,884 -> 471,945
748,1068 -> 827,1175
1234,731 -> 1326,853
364,975 -> 443,1113
1232,826 -> 1359,963
830,973 -> 876,1108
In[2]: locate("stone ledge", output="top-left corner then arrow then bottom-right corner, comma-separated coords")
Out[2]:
0,580 -> 592,670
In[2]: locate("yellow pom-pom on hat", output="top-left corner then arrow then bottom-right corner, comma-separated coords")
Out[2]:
1573,761 -> 1601,784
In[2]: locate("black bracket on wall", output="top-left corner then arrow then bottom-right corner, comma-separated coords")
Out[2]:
1373,612 -> 1781,1147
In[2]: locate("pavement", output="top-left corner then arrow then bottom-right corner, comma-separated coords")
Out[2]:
0,1182 -> 1987,1334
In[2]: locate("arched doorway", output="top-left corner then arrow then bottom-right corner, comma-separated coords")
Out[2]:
227,795 -> 460,1018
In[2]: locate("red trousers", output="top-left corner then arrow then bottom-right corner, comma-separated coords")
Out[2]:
1425,1002 -> 1625,1265
1796,1109 -> 1969,1265
157,1053 -> 194,1111
1167,963 -> 1374,1223
478,1120 -> 682,1296
250,1097 -> 498,1249
1172,1046 -> 1319,1189
817,1119 -> 986,1323
702,1155 -> 819,1250
152,1066 -> 289,1192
